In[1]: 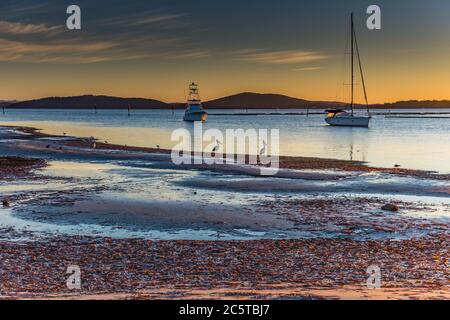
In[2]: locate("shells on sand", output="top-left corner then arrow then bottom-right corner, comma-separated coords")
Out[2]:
381,203 -> 400,212
2,199 -> 11,208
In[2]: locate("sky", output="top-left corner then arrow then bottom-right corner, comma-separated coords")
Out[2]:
0,0 -> 449,103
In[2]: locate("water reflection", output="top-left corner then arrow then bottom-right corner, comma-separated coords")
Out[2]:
1,108 -> 449,172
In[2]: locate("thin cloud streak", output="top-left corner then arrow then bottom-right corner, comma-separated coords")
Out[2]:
102,10 -> 189,28
0,38 -> 117,63
293,66 -> 323,71
2,2 -> 51,14
131,13 -> 189,26
235,49 -> 328,65
172,49 -> 211,59
0,36 -> 211,64
0,20 -> 62,35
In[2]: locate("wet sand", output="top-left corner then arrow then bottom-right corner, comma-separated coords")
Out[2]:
0,157 -> 46,181
0,235 -> 448,300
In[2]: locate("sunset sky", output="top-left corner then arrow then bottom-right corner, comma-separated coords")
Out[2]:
0,0 -> 449,103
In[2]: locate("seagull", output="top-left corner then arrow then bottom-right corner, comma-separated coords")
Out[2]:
259,140 -> 267,157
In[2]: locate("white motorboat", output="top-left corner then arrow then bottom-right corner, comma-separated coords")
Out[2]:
326,13 -> 371,128
183,82 -> 208,122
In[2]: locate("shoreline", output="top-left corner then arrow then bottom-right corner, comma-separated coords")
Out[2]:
4,124 -> 449,180
0,124 -> 449,300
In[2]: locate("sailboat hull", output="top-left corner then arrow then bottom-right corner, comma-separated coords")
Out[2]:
326,116 -> 370,127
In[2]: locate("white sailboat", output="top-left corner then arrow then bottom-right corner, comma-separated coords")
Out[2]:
326,13 -> 371,128
183,82 -> 208,122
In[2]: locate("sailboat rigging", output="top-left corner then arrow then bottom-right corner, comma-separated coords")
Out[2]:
326,13 -> 371,127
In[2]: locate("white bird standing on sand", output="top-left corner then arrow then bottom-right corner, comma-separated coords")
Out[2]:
212,139 -> 222,153
259,140 -> 267,157
83,137 -> 96,148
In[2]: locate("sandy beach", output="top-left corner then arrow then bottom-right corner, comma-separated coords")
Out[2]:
0,125 -> 449,300
1,236 -> 448,300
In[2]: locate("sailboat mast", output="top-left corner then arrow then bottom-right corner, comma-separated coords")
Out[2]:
353,18 -> 371,117
350,12 -> 354,116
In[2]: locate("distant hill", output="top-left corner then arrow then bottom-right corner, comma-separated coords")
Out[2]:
203,92 -> 345,109
6,93 -> 344,110
7,95 -> 170,109
375,100 -> 450,109
204,93 -> 450,109
0,100 -> 19,107
4,93 -> 450,110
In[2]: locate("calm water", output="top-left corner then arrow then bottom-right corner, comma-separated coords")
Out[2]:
1,108 -> 449,172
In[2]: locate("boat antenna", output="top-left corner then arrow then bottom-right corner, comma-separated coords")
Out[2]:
350,12 -> 355,116
353,17 -> 371,117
